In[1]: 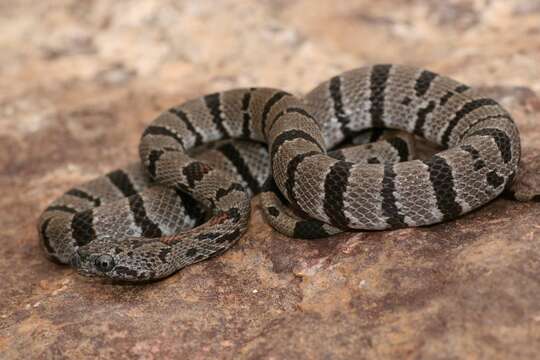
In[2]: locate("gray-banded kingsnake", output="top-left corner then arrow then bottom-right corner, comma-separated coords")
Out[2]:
38,65 -> 523,282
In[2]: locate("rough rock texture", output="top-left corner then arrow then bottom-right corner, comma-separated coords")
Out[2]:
1,1 -> 539,359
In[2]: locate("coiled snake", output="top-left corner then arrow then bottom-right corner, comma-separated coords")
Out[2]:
38,65 -> 521,282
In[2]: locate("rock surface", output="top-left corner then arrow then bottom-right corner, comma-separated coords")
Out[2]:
1,1 -> 539,358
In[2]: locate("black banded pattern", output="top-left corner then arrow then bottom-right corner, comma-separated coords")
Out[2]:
204,93 -> 231,138
415,70 -> 437,97
45,205 -> 78,214
71,210 -> 96,246
107,170 -> 137,197
268,107 -> 319,135
468,128 -> 513,163
369,64 -> 392,128
142,125 -> 185,148
441,98 -> 500,146
329,76 -> 353,137
414,100 -> 437,137
169,108 -> 204,147
216,142 -> 260,194
284,151 -> 320,206
381,164 -> 406,228
270,129 -> 325,161
423,156 -> 462,221
323,161 -> 354,229
262,91 -> 290,137
128,194 -> 162,238
66,189 -> 101,207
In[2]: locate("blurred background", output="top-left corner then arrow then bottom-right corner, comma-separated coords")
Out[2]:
2,1 -> 539,98
1,1 -> 539,359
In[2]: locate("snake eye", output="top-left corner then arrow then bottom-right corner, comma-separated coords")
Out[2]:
94,255 -> 115,272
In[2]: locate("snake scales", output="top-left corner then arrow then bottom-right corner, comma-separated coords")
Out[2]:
38,65 -> 521,282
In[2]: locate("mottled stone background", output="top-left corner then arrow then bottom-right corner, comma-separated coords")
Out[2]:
1,1 -> 539,359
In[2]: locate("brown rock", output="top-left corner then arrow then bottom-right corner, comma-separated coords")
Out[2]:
1,1 -> 539,359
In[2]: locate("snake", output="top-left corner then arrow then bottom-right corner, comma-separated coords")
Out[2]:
38,64 -> 521,282
38,133 -> 412,279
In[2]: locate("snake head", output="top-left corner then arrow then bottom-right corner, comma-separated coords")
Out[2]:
71,237 -> 175,282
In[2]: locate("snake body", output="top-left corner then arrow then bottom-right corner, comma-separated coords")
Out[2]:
38,65 -> 521,282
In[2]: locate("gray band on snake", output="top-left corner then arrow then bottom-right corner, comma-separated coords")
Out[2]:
38,65 -> 521,282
